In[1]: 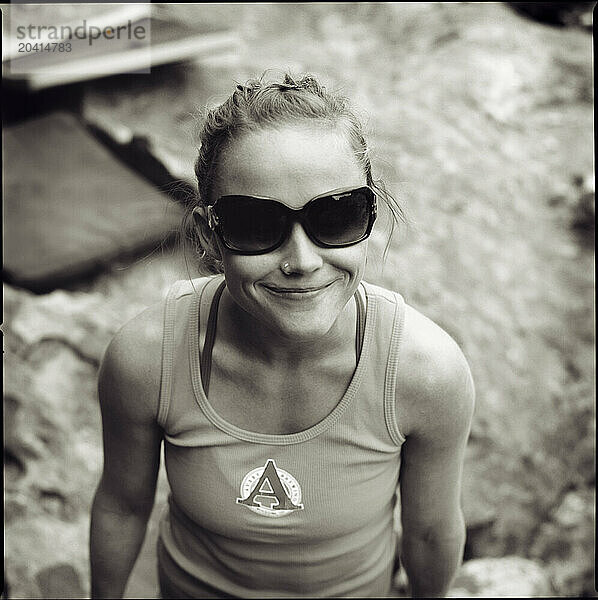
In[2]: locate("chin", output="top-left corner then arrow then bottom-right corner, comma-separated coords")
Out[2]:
261,306 -> 350,342
271,314 -> 338,342
255,291 -> 348,341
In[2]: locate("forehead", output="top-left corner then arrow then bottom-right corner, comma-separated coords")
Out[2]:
212,125 -> 364,206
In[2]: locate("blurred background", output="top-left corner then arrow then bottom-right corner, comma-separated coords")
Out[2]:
2,3 -> 595,598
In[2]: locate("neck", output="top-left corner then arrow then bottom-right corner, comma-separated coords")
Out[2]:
217,288 -> 357,365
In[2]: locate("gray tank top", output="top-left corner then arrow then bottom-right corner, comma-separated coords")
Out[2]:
157,275 -> 406,597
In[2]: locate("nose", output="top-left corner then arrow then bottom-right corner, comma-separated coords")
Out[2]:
279,222 -> 324,274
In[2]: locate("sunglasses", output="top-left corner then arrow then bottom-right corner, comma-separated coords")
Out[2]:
206,185 -> 377,255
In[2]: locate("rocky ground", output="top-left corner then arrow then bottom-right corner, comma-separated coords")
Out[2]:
3,3 -> 594,598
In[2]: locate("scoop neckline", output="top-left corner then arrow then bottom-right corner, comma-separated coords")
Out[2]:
188,279 -> 376,445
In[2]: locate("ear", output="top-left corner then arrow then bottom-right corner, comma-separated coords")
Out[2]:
193,205 -> 217,233
192,205 -> 206,226
191,206 -> 223,261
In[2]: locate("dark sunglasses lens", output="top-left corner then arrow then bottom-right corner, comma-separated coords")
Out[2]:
216,196 -> 286,252
308,188 -> 373,245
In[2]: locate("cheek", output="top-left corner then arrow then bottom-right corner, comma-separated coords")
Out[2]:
329,242 -> 368,277
221,252 -> 275,284
221,242 -> 368,286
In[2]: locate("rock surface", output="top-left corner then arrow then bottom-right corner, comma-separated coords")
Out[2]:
448,556 -> 554,597
3,253 -> 186,599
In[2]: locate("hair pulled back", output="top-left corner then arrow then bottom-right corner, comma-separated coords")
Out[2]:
183,72 -> 402,274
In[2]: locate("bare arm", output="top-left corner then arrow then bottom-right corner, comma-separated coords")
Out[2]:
90,305 -> 164,599
397,307 -> 475,598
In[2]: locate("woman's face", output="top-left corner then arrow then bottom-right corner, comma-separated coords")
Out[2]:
211,124 -> 369,341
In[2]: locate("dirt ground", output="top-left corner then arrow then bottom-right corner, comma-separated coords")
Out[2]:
4,3 -> 594,598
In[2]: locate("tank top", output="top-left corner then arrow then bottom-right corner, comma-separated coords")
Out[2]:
157,275 -> 406,598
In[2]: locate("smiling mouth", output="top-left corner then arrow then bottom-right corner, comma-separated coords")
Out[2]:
263,281 -> 335,294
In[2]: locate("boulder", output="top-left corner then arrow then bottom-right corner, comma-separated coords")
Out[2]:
448,556 -> 554,597
4,278 -> 147,365
35,564 -> 85,599
530,488 -> 595,595
3,275 -> 180,599
3,284 -> 128,598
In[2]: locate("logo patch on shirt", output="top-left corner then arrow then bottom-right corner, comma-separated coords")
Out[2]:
237,459 -> 304,517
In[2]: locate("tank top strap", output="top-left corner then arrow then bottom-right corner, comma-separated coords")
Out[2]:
355,284 -> 366,361
157,281 -> 184,428
382,290 -> 406,446
158,277 -> 220,429
359,282 -> 407,446
200,279 -> 226,397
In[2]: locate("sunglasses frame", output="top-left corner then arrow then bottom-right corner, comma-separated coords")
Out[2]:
206,185 -> 377,255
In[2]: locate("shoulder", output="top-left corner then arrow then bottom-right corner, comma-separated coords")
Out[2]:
98,301 -> 165,424
396,303 -> 475,440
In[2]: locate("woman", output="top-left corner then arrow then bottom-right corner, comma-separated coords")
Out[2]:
90,73 -> 475,598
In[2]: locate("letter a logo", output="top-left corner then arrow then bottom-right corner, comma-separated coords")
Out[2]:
237,459 -> 304,517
